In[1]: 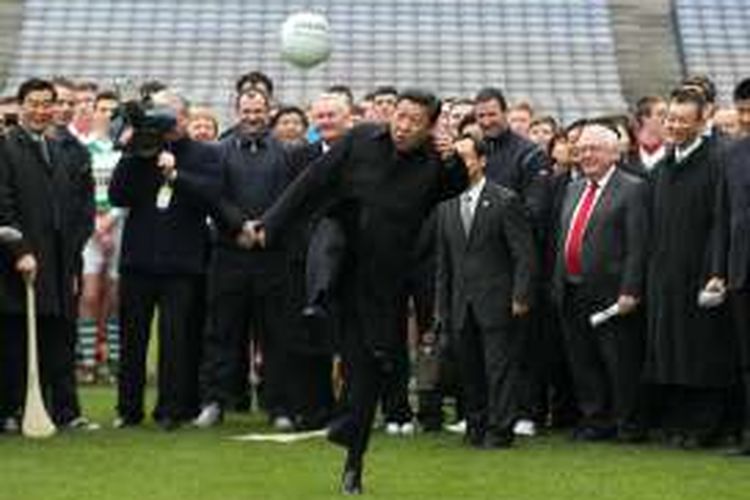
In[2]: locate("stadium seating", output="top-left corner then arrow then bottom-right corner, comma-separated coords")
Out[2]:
675,0 -> 750,102
4,0 -> 628,125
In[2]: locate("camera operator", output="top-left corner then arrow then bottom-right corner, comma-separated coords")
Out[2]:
108,90 -> 221,430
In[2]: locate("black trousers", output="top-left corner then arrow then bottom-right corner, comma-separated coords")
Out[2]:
561,284 -> 644,433
200,256 -> 292,417
515,290 -> 578,427
327,337 -> 393,467
0,314 -> 80,425
731,290 -> 750,433
287,257 -> 334,428
455,306 -> 520,439
117,272 -> 203,423
306,217 -> 346,308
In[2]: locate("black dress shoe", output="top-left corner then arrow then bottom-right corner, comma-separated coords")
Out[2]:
572,426 -> 615,442
157,418 -> 181,432
341,465 -> 363,495
482,432 -> 514,449
725,446 -> 750,457
463,427 -> 485,448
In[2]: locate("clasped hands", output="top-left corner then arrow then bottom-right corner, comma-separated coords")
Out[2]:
236,220 -> 266,249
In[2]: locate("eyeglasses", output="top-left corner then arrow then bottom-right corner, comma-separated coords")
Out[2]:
23,99 -> 55,110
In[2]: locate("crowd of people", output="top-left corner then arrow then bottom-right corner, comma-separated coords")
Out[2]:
1,68 -> 750,494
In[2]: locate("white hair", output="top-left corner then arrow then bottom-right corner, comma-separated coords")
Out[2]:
579,123 -> 620,149
314,92 -> 350,114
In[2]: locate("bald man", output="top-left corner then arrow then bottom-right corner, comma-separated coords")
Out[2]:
553,124 -> 649,442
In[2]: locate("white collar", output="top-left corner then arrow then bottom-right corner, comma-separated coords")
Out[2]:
587,165 -> 616,190
676,136 -> 704,163
463,175 -> 486,200
639,144 -> 666,169
321,141 -> 331,153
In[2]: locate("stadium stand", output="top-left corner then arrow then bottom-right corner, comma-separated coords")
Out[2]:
674,0 -> 750,103
3,0 -> 627,124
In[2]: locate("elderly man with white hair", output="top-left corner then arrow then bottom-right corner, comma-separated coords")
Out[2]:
552,123 -> 649,442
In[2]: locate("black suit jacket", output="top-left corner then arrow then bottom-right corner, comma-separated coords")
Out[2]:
109,137 -> 221,275
261,123 -> 468,351
717,136 -> 750,290
0,126 -> 94,317
553,168 -> 648,305
436,180 -> 536,334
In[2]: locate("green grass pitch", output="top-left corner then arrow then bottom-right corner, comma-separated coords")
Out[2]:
1,386 -> 748,499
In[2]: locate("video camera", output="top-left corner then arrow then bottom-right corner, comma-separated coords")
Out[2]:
109,99 -> 177,158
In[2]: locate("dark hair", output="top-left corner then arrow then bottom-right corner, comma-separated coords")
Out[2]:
139,80 -> 167,101
271,105 -> 309,130
235,88 -> 270,110
681,74 -> 717,104
17,78 -> 57,103
326,84 -> 354,105
734,78 -> 750,102
373,86 -> 398,98
459,133 -> 488,158
396,88 -> 442,125
236,71 -> 274,97
475,87 -> 508,112
634,95 -> 665,124
362,92 -> 375,102
75,80 -> 99,93
50,76 -> 76,91
547,131 -> 569,158
670,87 -> 707,115
95,90 -> 119,105
457,113 -> 478,135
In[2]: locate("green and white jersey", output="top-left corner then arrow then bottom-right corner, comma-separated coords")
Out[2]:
86,138 -> 122,212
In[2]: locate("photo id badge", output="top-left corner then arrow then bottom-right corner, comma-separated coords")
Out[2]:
156,183 -> 173,210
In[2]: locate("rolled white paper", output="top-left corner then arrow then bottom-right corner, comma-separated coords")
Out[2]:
698,289 -> 725,308
589,303 -> 620,328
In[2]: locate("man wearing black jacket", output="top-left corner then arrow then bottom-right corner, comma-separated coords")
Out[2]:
0,78 -> 94,430
195,89 -> 300,429
475,87 -> 551,435
714,78 -> 750,456
246,90 -> 470,494
109,90 -> 220,430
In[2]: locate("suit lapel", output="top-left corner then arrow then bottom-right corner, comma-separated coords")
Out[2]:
583,169 -> 620,242
560,180 -> 585,239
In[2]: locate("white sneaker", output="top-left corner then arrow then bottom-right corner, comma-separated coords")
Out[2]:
193,402 -> 222,428
513,419 -> 537,437
273,416 -> 294,432
445,420 -> 467,434
385,422 -> 400,436
3,417 -> 20,433
400,422 -> 416,436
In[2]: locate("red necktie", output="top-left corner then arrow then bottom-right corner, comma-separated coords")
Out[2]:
565,181 -> 599,276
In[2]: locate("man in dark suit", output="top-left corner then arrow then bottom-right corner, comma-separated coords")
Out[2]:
109,90 -> 221,430
245,89 -> 469,494
553,124 -> 649,441
475,87 -> 551,434
195,89 -> 300,430
436,136 -> 536,448
714,77 -> 750,455
0,78 -> 94,430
